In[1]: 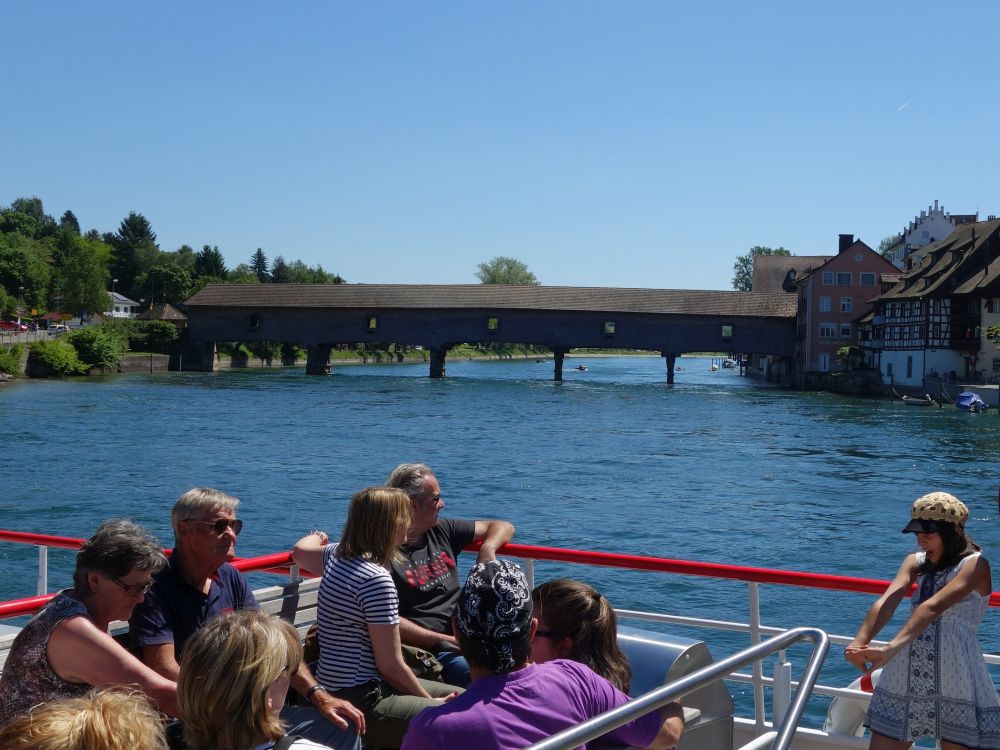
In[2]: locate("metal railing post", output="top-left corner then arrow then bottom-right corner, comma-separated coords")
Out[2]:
772,648 -> 792,727
748,581 -> 765,728
289,563 -> 301,584
37,546 -> 48,596
524,559 -> 534,590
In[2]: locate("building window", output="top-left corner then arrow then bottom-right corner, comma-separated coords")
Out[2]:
836,272 -> 852,286
249,315 -> 259,329
841,297 -> 853,313
886,362 -> 893,377
822,271 -> 834,286
911,324 -> 921,339
840,323 -> 851,338
721,324 -> 732,341
993,358 -> 1000,374
819,296 -> 831,312
367,316 -> 378,330
906,356 -> 913,378
603,321 -> 616,335
933,323 -> 941,338
860,272 -> 876,286
487,317 -> 499,332
819,323 -> 836,339
913,301 -> 922,314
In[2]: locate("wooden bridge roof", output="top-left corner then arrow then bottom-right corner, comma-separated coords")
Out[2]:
186,284 -> 797,318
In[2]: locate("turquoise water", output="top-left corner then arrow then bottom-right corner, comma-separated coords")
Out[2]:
2,355 -> 998,727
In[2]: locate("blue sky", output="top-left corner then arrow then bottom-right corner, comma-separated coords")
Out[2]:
3,2 -> 998,290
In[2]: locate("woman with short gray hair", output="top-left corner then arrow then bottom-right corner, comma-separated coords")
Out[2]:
0,519 -> 179,728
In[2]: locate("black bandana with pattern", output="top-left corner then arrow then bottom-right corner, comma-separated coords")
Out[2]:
456,559 -> 532,672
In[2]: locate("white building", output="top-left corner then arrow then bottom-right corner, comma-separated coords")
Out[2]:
108,291 -> 141,318
885,200 -> 978,269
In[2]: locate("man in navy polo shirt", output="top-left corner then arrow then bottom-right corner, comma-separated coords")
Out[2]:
129,488 -> 363,749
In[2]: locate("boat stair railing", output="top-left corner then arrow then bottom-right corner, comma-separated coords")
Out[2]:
526,626 -> 829,750
3,531 -> 1000,739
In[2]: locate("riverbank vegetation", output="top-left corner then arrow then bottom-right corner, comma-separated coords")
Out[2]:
0,196 -> 346,322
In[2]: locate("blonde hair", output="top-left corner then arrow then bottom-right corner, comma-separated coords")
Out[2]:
178,610 -> 302,750
171,487 -> 240,533
336,486 -> 412,567
0,689 -> 167,750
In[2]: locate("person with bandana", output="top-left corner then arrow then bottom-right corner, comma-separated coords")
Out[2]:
401,560 -> 685,750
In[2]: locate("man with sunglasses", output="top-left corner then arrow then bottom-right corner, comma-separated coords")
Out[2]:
129,488 -> 363,750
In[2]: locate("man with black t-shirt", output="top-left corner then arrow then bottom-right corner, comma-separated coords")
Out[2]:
386,463 -> 515,686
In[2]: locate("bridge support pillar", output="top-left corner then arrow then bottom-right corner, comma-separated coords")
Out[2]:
170,341 -> 217,372
429,346 -> 449,378
663,352 -> 678,385
553,348 -> 567,381
306,344 -> 332,375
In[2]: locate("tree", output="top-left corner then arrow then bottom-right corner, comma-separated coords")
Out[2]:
137,264 -> 193,306
878,234 -> 901,260
194,245 -> 227,278
731,246 -> 792,291
55,234 -> 111,316
59,210 -> 81,235
270,255 -> 290,283
250,248 -> 269,283
109,212 -> 159,299
228,263 -> 260,284
475,256 -> 539,285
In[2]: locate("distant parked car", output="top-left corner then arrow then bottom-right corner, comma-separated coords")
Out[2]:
1,321 -> 26,331
48,324 -> 71,334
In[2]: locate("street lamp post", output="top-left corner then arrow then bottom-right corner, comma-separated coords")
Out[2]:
111,278 -> 118,319
18,286 -> 24,327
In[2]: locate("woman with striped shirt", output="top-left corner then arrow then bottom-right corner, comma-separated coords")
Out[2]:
293,487 -> 461,749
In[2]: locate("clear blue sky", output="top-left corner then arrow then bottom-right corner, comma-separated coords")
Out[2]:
3,2 -> 998,290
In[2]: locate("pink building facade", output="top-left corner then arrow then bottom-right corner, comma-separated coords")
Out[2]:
796,235 -> 899,373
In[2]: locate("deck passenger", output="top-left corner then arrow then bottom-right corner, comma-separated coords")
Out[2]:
292,487 -> 462,750
844,492 -> 1000,750
531,578 -> 632,693
0,688 -> 168,750
401,560 -> 685,750
0,519 -> 179,726
128,488 -> 362,750
385,462 -> 515,686
178,610 -> 336,750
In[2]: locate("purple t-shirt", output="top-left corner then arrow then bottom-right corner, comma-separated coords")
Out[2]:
402,660 -> 661,750
128,550 -> 258,658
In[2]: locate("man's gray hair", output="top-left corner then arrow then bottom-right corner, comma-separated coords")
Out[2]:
73,518 -> 166,593
386,463 -> 434,500
171,487 -> 240,533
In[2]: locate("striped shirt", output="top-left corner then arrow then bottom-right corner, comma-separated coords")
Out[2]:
315,545 -> 399,690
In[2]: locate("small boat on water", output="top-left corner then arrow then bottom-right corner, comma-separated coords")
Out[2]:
955,391 -> 991,412
901,394 -> 935,406
722,358 -> 737,369
576,364 -> 588,371
708,364 -> 719,372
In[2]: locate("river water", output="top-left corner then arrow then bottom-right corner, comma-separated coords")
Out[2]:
2,355 -> 998,728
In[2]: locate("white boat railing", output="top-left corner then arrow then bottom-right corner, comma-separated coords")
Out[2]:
526,627 -> 830,750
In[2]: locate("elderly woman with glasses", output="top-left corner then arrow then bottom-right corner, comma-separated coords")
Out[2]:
0,519 -> 179,728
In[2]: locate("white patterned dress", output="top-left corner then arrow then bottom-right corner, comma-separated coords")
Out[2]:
866,551 -> 1000,747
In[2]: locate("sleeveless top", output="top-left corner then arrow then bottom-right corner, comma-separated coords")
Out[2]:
0,591 -> 92,728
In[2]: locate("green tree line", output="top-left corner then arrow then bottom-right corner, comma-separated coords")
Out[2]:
0,196 -> 345,320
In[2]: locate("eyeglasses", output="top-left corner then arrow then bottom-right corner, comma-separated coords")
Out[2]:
185,517 -> 244,536
110,576 -> 155,597
534,630 -> 564,639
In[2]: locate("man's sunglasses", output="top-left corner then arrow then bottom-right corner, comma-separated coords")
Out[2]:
184,517 -> 244,536
110,576 -> 155,597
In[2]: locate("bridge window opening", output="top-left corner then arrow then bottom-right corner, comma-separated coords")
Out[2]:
249,315 -> 259,330
603,321 -> 616,335
367,316 -> 378,331
721,324 -> 732,341
487,317 -> 500,332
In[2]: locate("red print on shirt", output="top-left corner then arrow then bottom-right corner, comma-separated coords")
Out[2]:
404,551 -> 457,590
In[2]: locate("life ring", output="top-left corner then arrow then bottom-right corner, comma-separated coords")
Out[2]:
823,669 -> 882,737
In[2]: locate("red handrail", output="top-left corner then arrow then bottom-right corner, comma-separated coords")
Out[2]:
2,530 -> 998,620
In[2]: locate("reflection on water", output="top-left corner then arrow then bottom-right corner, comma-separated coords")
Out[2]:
1,356 -> 998,726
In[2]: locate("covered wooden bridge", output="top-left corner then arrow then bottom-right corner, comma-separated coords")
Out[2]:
179,284 -> 797,380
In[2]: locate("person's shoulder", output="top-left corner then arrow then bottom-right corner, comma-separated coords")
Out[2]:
217,561 -> 250,582
433,517 -> 475,538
